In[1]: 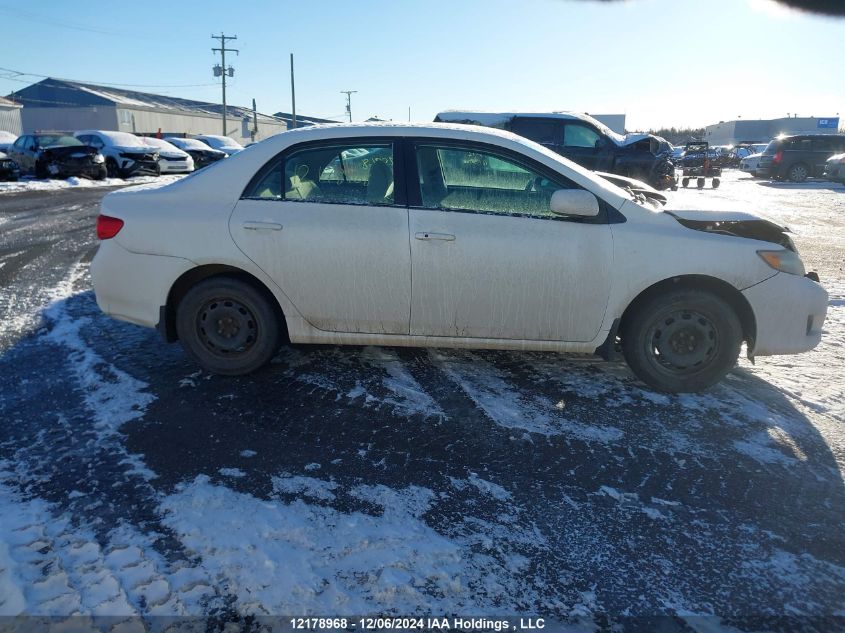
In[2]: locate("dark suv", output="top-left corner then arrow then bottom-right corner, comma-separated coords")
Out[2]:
434,111 -> 677,190
757,134 -> 845,182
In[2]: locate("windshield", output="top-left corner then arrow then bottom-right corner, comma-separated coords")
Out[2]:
36,135 -> 83,147
202,136 -> 243,150
140,137 -> 179,151
167,137 -> 212,150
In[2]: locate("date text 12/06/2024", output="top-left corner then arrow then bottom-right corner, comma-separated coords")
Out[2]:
289,617 -> 547,631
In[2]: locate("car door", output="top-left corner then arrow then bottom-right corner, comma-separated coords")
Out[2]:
8,136 -> 29,171
229,139 -> 412,335
407,141 -> 613,342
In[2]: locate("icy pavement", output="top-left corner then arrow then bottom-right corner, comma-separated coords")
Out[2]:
0,171 -> 843,630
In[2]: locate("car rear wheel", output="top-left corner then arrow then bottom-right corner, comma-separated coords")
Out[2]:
622,289 -> 742,393
176,276 -> 282,376
787,163 -> 809,183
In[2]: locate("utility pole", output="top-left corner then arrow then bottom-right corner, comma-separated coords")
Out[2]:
212,33 -> 238,136
341,90 -> 357,122
290,53 -> 297,129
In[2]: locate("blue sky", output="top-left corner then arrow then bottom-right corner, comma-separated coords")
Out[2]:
0,0 -> 842,131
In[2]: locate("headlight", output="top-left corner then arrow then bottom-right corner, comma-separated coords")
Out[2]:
757,249 -> 806,276
93,153 -> 105,163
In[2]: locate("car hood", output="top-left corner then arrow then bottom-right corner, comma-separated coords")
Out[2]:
160,151 -> 189,159
115,145 -> 158,154
665,209 -> 795,250
41,145 -> 99,157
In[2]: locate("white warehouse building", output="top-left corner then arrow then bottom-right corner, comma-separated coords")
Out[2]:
9,78 -> 287,142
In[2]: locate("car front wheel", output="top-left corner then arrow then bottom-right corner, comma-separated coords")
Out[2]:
622,289 -> 742,393
176,276 -> 282,375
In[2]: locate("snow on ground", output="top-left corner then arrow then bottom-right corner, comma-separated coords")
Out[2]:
0,174 -> 183,195
1,170 -> 844,626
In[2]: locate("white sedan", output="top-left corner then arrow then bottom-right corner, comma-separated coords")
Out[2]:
91,123 -> 828,392
139,136 -> 195,174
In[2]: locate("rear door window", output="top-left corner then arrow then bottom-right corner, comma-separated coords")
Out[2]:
510,118 -> 562,146
243,143 -> 396,206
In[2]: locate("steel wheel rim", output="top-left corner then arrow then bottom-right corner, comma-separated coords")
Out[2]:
197,297 -> 258,357
644,308 -> 719,375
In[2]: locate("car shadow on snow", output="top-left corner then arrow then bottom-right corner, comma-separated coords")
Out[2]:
2,289 -> 844,619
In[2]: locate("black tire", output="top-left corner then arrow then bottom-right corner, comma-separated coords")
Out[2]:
176,276 -> 282,376
94,165 -> 107,181
712,177 -> 721,189
35,161 -> 48,179
681,177 -> 689,188
697,177 -> 705,189
105,158 -> 120,178
621,289 -> 742,393
787,163 -> 809,183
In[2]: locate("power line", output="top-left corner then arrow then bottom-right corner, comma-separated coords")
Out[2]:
0,66 -> 218,90
0,6 -> 171,41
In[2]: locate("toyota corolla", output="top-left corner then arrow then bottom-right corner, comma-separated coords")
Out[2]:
91,123 -> 827,392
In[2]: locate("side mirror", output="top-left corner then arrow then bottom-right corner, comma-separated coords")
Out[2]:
550,189 -> 600,217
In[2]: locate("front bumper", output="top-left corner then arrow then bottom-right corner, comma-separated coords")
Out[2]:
743,272 -> 828,356
91,240 -> 194,329
824,164 -> 845,182
159,157 -> 194,173
121,158 -> 160,176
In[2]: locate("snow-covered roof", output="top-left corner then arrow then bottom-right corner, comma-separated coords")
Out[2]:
8,78 -> 285,125
0,95 -> 22,108
436,110 -> 628,144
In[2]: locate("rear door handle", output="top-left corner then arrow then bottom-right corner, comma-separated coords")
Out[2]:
415,231 -> 455,241
243,221 -> 283,231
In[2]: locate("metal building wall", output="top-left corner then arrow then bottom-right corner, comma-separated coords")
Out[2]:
21,107 -> 118,133
119,108 -> 286,141
0,106 -> 23,135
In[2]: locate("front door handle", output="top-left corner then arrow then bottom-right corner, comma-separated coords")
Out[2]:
243,221 -> 283,231
415,231 -> 455,241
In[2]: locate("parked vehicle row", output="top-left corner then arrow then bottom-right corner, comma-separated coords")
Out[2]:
757,134 -> 845,182
0,129 -> 244,181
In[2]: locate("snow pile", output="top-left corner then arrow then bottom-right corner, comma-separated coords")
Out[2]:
0,174 -> 183,195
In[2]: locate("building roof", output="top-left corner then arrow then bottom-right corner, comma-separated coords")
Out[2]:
272,112 -> 339,128
7,78 -> 284,124
0,95 -> 22,108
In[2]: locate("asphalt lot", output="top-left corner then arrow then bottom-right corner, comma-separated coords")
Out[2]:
0,173 -> 843,631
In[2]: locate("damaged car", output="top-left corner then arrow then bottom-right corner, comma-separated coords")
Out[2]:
435,111 -> 677,190
6,133 -> 107,180
75,130 -> 160,178
0,151 -> 20,181
165,137 -> 227,169
90,122 -> 827,393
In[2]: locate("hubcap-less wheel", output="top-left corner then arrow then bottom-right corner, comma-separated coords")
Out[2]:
646,309 -> 717,374
197,298 -> 257,356
176,276 -> 283,376
621,289 -> 742,393
789,164 -> 808,182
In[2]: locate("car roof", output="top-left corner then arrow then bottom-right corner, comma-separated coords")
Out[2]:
176,122 -> 632,209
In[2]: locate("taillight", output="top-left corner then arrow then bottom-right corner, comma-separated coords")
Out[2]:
773,150 -> 783,164
97,215 -> 124,240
